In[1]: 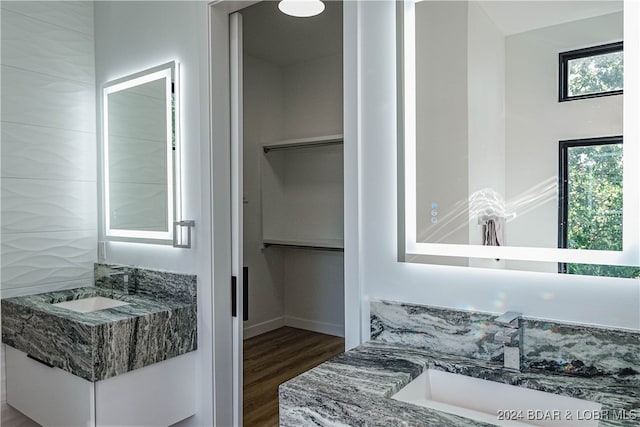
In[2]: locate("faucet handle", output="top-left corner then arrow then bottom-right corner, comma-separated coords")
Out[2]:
494,311 -> 522,327
494,327 -> 520,344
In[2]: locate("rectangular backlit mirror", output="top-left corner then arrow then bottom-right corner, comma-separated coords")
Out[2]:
398,0 -> 640,273
102,61 -> 179,244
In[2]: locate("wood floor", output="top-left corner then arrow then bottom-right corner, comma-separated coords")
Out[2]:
243,327 -> 345,427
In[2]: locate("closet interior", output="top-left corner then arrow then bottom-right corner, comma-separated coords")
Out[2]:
241,1 -> 345,340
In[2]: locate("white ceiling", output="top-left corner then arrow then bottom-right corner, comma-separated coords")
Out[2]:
241,0 -> 343,67
240,0 -> 620,65
477,1 -> 623,36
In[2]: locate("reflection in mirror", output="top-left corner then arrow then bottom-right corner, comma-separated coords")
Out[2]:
102,61 -> 178,243
399,1 -> 640,272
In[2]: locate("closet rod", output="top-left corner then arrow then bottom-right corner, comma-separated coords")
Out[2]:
262,139 -> 343,153
263,242 -> 344,252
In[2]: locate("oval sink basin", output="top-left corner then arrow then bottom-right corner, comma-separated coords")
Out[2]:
392,369 -> 602,426
52,296 -> 130,313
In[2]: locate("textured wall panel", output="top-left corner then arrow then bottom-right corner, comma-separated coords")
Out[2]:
0,0 -> 97,406
1,231 -> 96,290
0,1 -> 94,36
1,65 -> 95,132
1,178 -> 96,233
1,123 -> 95,181
1,9 -> 95,84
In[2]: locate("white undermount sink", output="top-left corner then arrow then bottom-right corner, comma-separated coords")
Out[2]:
392,369 -> 602,426
52,296 -> 130,313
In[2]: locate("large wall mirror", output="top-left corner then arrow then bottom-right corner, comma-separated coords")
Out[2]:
102,61 -> 179,244
398,1 -> 640,275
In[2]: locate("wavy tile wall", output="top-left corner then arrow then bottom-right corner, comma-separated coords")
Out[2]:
1,8 -> 95,84
0,1 -> 96,296
1,122 -> 96,181
1,2 -> 97,404
1,231 -> 96,290
0,2 -> 94,37
1,179 -> 96,233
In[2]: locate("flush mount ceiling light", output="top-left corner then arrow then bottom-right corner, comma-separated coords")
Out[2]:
278,0 -> 325,18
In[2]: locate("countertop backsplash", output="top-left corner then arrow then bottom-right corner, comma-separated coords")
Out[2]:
94,263 -> 197,305
371,299 -> 640,376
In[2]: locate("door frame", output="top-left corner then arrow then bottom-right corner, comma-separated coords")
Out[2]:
208,1 -> 361,425
229,11 -> 244,427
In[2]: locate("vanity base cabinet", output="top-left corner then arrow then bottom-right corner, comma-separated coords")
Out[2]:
5,345 -> 94,427
5,346 -> 196,427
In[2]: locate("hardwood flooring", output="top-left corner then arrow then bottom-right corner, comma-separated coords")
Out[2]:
243,327 -> 345,427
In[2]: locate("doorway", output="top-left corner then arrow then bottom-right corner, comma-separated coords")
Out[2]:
232,1 -> 345,425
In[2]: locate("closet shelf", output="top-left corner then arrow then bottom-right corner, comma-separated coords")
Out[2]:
262,134 -> 343,153
263,238 -> 344,252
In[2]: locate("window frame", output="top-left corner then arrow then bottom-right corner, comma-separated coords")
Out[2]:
557,135 -> 623,273
558,41 -> 623,102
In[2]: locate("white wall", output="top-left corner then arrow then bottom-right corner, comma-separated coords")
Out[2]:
505,12 -> 623,267
94,2 -> 212,426
1,0 -> 97,406
284,250 -> 344,336
243,54 -> 286,338
281,54 -> 344,336
282,54 -> 343,139
357,1 -> 639,339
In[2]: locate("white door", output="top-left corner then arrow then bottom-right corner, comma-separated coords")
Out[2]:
230,11 -> 245,427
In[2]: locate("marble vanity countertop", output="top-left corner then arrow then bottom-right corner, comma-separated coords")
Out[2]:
1,286 -> 197,382
279,341 -> 640,427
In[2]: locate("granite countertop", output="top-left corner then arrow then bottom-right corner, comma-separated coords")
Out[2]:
3,286 -> 191,326
279,341 -> 640,427
2,285 -> 197,382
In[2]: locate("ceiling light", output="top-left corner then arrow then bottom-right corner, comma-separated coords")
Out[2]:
278,0 -> 325,18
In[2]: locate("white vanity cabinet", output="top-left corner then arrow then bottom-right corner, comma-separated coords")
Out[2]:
5,346 -> 196,427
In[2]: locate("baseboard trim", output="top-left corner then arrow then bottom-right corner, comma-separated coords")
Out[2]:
243,317 -> 285,340
284,316 -> 344,338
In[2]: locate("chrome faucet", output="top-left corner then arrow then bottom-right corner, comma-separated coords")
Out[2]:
108,266 -> 130,294
494,311 -> 523,372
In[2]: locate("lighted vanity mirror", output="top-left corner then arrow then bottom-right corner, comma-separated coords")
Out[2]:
398,0 -> 640,273
102,61 -> 179,243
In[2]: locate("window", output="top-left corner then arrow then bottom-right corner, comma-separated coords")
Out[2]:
559,42 -> 623,102
558,136 -> 639,278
